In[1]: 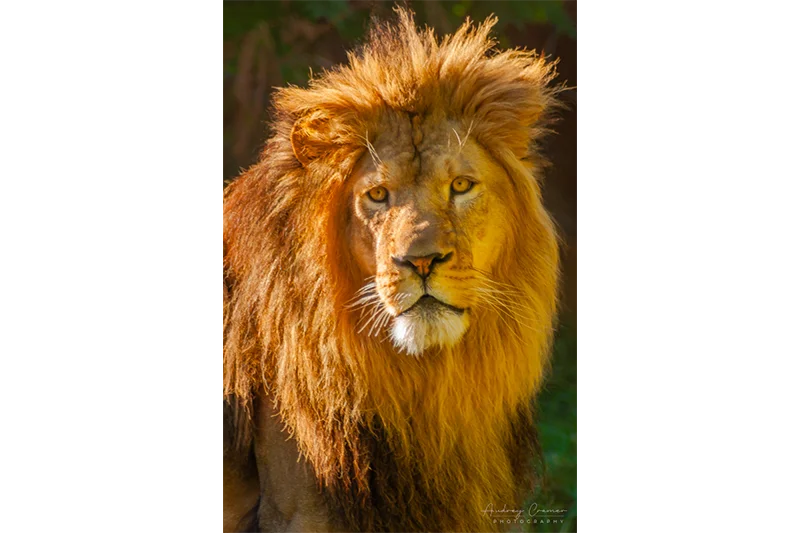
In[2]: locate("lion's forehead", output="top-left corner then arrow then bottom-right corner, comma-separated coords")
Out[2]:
371,115 -> 477,185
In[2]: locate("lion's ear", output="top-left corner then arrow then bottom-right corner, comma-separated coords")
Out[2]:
290,113 -> 331,167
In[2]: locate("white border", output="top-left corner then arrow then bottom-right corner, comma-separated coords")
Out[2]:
2,2 -> 220,531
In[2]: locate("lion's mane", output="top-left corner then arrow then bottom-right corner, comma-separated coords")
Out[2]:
224,9 -> 562,532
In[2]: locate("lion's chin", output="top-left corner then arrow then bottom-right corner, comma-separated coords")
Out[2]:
389,297 -> 469,356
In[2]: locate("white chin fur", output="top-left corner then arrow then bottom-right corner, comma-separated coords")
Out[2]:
390,304 -> 469,356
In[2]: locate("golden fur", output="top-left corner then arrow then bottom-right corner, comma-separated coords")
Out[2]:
224,8 -> 562,532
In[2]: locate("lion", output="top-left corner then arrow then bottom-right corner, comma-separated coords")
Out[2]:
224,8 -> 563,532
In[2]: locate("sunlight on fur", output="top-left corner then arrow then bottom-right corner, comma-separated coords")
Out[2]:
224,7 -> 564,532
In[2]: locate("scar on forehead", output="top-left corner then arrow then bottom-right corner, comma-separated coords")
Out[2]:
412,114 -> 423,147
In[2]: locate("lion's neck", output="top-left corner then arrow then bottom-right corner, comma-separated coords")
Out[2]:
278,331 -> 542,532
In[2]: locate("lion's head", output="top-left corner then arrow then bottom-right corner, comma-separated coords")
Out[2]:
225,8 -> 563,532
344,113 -> 530,356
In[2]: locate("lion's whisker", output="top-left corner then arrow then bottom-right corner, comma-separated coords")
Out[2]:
469,275 -> 545,336
358,298 -> 389,335
473,281 -> 526,301
452,128 -> 462,149
473,288 -> 529,314
473,283 -> 524,297
370,310 -> 393,337
471,274 -> 523,292
354,282 -> 378,295
345,280 -> 379,309
458,119 -> 474,154
479,299 -> 526,345
348,289 -> 379,302
351,301 -> 382,316
368,306 -> 387,336
360,130 -> 399,182
488,304 -> 536,334
346,294 -> 381,311
365,312 -> 388,337
357,310 -> 380,334
361,130 -> 384,167
475,288 -> 530,318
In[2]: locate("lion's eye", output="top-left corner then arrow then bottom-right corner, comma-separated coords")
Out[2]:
451,177 -> 474,195
367,186 -> 388,203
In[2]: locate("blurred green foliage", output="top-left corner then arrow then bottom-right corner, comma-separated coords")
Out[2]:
223,0 -> 574,85
528,321 -> 577,532
224,1 -> 576,41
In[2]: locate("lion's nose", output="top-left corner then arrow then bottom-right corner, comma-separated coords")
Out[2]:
393,252 -> 453,280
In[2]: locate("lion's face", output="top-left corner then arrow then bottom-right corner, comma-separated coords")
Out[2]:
346,115 -> 517,355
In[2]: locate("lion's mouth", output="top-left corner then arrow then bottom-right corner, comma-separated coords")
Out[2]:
391,295 -> 470,355
402,295 -> 466,315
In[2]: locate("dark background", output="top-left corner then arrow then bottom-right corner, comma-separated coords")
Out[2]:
224,2 -> 577,531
